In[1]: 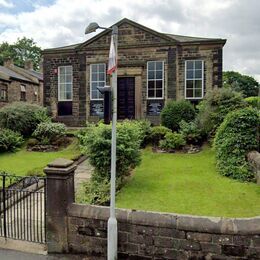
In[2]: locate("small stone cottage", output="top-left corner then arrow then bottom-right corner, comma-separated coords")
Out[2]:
0,59 -> 43,108
42,18 -> 226,126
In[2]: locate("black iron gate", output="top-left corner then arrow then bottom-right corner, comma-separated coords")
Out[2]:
0,173 -> 46,244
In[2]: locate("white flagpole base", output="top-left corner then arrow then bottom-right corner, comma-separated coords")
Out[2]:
107,216 -> 118,260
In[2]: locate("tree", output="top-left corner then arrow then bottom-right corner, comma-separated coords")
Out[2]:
0,37 -> 42,71
223,71 -> 259,97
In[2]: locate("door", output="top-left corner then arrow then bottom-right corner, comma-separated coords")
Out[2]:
117,77 -> 135,120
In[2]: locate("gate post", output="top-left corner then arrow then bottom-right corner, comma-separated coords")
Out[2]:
44,158 -> 76,253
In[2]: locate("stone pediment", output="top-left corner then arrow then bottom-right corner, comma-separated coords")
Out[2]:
78,18 -> 176,50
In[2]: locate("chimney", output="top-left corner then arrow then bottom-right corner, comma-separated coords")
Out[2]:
24,60 -> 34,70
4,58 -> 14,68
39,60 -> 43,73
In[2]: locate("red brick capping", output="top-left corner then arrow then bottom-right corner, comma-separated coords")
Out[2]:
67,203 -> 260,259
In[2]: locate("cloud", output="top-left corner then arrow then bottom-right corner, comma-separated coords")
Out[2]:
0,0 -> 259,81
0,0 -> 13,8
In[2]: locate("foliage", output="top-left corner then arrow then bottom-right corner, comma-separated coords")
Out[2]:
214,108 -> 259,181
0,138 -> 80,176
159,132 -> 186,150
116,146 -> 260,217
78,121 -> 143,205
245,96 -> 260,109
150,125 -> 172,146
161,100 -> 196,131
197,88 -> 246,136
33,122 -> 66,144
0,128 -> 24,152
78,122 -> 142,180
132,119 -> 152,147
0,37 -> 42,70
0,102 -> 49,136
179,120 -> 203,145
223,71 -> 259,97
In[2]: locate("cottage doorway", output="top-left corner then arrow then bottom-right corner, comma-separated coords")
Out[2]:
117,77 -> 135,119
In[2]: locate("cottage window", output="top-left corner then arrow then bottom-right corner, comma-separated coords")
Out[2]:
20,84 -> 26,101
185,60 -> 204,99
0,88 -> 7,101
90,64 -> 106,100
58,66 -> 73,101
147,61 -> 164,99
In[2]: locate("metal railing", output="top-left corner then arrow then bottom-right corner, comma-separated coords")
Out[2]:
0,172 -> 46,244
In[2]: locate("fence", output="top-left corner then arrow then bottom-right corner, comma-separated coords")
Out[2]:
0,172 -> 46,244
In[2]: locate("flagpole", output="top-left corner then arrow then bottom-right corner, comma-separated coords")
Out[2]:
108,25 -> 118,260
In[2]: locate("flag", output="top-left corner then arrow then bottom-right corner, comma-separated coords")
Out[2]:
107,34 -> 117,75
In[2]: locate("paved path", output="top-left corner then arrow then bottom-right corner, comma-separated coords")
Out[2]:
74,158 -> 93,190
0,248 -> 89,259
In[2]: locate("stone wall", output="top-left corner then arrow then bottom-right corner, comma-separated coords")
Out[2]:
43,21 -> 224,127
43,52 -> 86,126
0,79 -> 42,108
67,204 -> 260,259
248,151 -> 260,185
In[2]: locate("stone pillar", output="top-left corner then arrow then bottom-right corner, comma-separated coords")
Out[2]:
44,158 -> 76,253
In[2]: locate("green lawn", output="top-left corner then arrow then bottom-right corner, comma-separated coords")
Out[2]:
116,146 -> 260,217
0,139 -> 81,176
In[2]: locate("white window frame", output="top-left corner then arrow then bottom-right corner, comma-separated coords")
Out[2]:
90,63 -> 106,101
185,60 -> 204,100
147,61 -> 164,100
58,65 -> 73,101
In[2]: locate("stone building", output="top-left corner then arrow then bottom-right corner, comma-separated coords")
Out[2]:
42,18 -> 226,126
0,59 -> 43,108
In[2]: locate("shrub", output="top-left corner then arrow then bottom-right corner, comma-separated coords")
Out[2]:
159,132 -> 186,150
197,88 -> 246,136
0,128 -> 24,152
150,125 -> 172,146
0,102 -> 49,136
179,120 -> 203,145
214,107 -> 259,181
32,122 -> 66,144
161,100 -> 196,131
78,121 -> 142,204
132,119 -> 152,147
245,96 -> 260,109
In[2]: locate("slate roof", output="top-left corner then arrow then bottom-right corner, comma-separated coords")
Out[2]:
0,66 -> 29,81
165,33 -> 225,43
0,65 -> 43,83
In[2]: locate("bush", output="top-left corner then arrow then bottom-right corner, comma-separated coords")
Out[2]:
214,107 -> 259,181
245,96 -> 260,109
179,120 -> 203,145
0,128 -> 24,152
161,100 -> 196,131
150,125 -> 172,146
78,121 -> 142,205
132,120 -> 152,147
197,88 -> 246,136
159,132 -> 186,150
0,102 -> 49,136
32,122 -> 66,144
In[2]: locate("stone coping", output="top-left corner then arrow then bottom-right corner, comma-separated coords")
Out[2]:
68,203 -> 260,235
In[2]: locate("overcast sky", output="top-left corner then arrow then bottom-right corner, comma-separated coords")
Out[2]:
0,0 -> 259,81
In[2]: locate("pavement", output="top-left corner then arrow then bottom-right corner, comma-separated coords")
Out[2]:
0,248 -> 89,259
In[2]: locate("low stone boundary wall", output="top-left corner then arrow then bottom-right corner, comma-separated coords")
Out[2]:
67,203 -> 260,259
248,151 -> 260,185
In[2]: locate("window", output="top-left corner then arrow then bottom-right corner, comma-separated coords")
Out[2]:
185,60 -> 204,99
58,66 -> 73,101
147,61 -> 164,99
20,84 -> 26,101
0,88 -> 7,101
90,64 -> 106,100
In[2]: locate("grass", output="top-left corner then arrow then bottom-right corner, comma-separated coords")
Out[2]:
116,146 -> 260,218
0,138 -> 81,176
